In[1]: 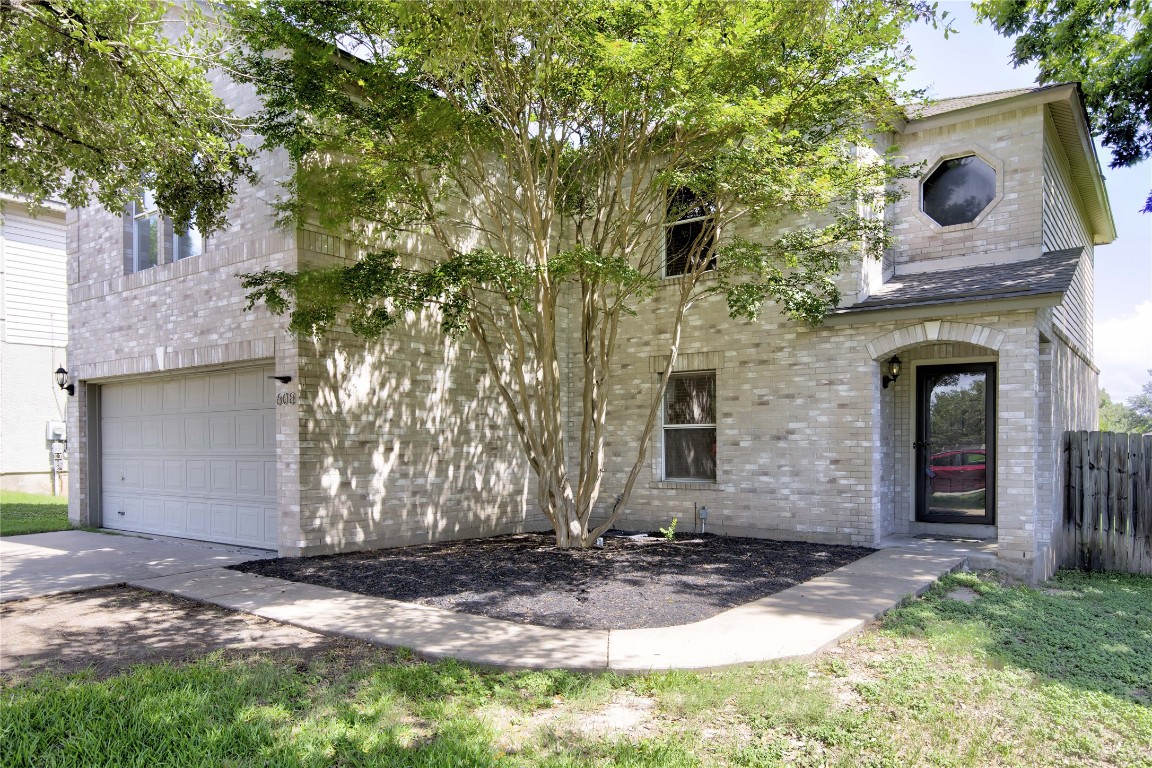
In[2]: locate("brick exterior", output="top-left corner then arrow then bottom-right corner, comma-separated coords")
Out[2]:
65,87 -> 1107,579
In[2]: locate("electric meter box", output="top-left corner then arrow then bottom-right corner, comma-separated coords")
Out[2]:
46,421 -> 66,441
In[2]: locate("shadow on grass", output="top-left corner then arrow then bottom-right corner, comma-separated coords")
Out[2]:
1,654 -> 623,768
881,570 -> 1152,700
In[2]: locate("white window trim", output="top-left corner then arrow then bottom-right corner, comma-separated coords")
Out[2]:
125,192 -> 204,274
660,369 -> 718,482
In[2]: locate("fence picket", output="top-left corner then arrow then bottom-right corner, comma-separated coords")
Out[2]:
1063,430 -> 1152,575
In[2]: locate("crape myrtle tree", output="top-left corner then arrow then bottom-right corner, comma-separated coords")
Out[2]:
0,0 -> 252,234
232,0 -> 929,548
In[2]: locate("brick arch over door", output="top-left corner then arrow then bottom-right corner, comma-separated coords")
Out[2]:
866,321 -> 1005,362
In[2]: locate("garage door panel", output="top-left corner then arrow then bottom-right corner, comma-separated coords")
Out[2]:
237,461 -> 262,495
102,366 -> 277,549
186,419 -> 208,450
263,413 -> 276,447
163,460 -> 185,491
185,376 -> 209,409
143,498 -> 163,526
163,499 -> 185,530
140,382 -> 163,413
162,418 -> 184,449
211,504 -> 236,537
142,419 -> 162,450
264,508 -> 278,545
188,503 -> 210,534
187,460 -> 209,491
236,505 -> 262,540
210,461 -> 235,493
163,379 -> 183,410
209,373 -> 234,407
121,420 -> 141,450
142,460 -> 163,489
236,414 -> 262,449
236,370 -> 264,405
210,416 -> 235,449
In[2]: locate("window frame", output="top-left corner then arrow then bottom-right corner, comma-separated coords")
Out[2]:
915,148 -> 1004,232
660,369 -> 718,482
662,188 -> 718,278
123,191 -> 205,274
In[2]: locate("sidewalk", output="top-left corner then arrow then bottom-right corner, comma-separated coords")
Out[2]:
2,531 -> 968,671
125,547 -> 966,671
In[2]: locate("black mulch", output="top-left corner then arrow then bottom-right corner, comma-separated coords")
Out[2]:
230,532 -> 875,631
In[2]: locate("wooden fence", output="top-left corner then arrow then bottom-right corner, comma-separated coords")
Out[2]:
1064,430 -> 1152,575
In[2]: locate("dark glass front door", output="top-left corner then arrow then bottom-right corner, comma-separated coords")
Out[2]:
915,363 -> 996,524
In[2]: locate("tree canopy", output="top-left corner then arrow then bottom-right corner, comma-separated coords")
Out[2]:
1100,370 -> 1152,433
0,0 -> 253,234
232,0 -> 931,547
975,0 -> 1152,212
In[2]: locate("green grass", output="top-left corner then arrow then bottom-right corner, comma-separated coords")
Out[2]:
0,490 -> 71,536
3,571 -> 1150,767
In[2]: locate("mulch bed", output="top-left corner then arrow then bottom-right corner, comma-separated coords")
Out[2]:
230,532 -> 875,631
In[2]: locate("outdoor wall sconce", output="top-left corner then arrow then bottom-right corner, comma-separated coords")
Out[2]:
54,367 -> 75,396
269,375 -> 293,384
881,356 -> 902,389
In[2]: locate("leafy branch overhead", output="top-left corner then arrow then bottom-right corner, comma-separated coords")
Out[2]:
0,0 -> 254,233
976,0 -> 1152,212
231,0 -> 932,547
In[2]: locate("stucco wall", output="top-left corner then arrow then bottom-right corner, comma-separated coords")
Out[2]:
0,343 -> 69,493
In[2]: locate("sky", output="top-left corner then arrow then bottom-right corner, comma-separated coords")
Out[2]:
902,2 -> 1152,401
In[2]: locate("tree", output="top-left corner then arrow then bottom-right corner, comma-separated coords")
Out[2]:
0,0 -> 254,234
974,0 -> 1152,212
232,0 -> 929,548
1100,370 -> 1152,432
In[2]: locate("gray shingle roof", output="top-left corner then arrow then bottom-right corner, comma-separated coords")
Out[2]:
837,248 -> 1084,314
904,85 -> 1060,119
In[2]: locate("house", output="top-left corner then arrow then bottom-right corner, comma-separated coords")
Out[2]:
64,82 -> 1114,581
1,197 -> 69,495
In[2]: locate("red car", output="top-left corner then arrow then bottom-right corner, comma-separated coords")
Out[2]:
929,450 -> 986,493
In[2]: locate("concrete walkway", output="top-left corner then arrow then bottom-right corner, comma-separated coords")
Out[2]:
1,531 -> 968,671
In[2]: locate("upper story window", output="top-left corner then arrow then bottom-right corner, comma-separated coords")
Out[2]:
123,191 -> 204,274
921,155 -> 996,227
664,188 -> 717,277
663,370 -> 717,481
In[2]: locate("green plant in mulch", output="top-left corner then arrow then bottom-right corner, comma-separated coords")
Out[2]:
0,491 -> 70,536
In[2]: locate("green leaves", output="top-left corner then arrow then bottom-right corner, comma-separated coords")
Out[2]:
0,0 -> 253,233
975,0 -> 1152,211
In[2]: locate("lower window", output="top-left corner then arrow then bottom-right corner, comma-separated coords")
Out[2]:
663,371 -> 716,481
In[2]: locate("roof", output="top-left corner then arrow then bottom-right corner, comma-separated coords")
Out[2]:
904,86 -> 1057,119
837,248 -> 1083,314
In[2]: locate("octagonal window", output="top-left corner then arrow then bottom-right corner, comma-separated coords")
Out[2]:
922,155 -> 997,227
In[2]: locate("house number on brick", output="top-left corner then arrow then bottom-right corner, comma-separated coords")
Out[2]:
276,392 -> 297,406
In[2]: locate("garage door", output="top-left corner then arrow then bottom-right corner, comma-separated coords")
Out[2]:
101,366 -> 278,548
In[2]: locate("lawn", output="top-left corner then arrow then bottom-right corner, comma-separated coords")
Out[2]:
2,570 -> 1150,767
0,490 -> 70,536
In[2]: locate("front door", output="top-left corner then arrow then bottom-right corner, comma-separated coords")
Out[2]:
915,363 -> 996,524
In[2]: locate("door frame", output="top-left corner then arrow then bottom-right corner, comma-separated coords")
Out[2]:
914,362 -> 997,525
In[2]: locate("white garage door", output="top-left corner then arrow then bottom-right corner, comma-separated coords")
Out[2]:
101,366 -> 279,548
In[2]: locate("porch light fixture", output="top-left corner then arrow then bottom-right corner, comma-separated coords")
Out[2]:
269,375 -> 293,384
54,367 -> 75,396
881,356 -> 902,389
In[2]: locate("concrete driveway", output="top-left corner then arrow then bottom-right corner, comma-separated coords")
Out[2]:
0,530 -> 272,602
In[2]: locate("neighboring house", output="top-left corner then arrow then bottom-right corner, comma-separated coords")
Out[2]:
64,82 -> 1114,581
1,198 -> 69,495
